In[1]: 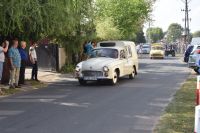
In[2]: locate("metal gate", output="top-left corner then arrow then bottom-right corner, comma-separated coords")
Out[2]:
36,44 -> 59,72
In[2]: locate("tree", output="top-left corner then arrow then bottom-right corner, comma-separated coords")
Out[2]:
96,0 -> 154,40
193,31 -> 200,37
0,0 -> 95,42
96,18 -> 121,40
146,27 -> 164,43
166,23 -> 183,43
135,28 -> 146,43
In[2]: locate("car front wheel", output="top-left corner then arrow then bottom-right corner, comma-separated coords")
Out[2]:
109,71 -> 118,85
79,79 -> 87,85
129,68 -> 136,79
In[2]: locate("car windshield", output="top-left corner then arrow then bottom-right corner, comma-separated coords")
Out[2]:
143,46 -> 150,48
152,47 -> 163,50
91,48 -> 119,59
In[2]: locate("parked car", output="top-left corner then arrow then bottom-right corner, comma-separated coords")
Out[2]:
75,41 -> 139,85
141,44 -> 151,54
188,46 -> 200,74
185,37 -> 200,62
150,43 -> 165,59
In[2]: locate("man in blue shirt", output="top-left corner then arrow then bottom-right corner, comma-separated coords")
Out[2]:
84,42 -> 94,58
18,41 -> 28,85
8,39 -> 21,89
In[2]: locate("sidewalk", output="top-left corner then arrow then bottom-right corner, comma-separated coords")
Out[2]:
25,69 -> 76,84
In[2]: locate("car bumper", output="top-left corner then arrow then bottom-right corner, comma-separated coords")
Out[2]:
150,55 -> 164,58
75,71 -> 112,81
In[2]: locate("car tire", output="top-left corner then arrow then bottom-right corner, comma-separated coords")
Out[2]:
109,71 -> 118,85
79,79 -> 87,85
129,68 -> 136,79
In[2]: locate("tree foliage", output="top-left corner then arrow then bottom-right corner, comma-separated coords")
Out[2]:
135,28 -> 146,43
193,31 -> 200,38
166,23 -> 183,43
146,27 -> 164,43
96,18 -> 121,40
0,0 -> 155,64
0,0 -> 95,41
96,0 -> 153,40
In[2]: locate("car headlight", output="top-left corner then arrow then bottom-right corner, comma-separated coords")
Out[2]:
75,66 -> 81,72
103,66 -> 109,72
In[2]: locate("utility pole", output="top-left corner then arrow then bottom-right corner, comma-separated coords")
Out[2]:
181,0 -> 191,46
147,14 -> 154,44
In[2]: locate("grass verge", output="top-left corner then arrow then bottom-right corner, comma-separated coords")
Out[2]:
154,78 -> 196,133
0,80 -> 47,96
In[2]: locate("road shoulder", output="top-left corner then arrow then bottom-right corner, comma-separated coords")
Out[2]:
154,77 -> 196,133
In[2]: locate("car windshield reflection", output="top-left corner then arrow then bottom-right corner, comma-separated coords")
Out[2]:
91,48 -> 118,59
152,47 -> 163,50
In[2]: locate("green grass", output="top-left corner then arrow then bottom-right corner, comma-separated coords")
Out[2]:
0,80 -> 47,96
26,80 -> 47,89
0,88 -> 20,95
154,78 -> 196,133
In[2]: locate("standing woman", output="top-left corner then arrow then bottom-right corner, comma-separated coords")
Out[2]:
0,40 -> 9,83
18,41 -> 28,85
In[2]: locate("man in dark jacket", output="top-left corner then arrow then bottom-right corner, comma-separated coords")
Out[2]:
18,41 -> 28,85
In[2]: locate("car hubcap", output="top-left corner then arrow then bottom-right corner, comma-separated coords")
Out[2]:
113,72 -> 117,83
132,71 -> 135,77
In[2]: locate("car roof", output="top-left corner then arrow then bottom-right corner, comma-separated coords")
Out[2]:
97,41 -> 135,48
95,47 -> 124,51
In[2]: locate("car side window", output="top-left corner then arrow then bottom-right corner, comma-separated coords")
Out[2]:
120,50 -> 126,59
127,46 -> 132,57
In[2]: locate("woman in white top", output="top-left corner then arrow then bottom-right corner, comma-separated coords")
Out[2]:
0,40 -> 9,81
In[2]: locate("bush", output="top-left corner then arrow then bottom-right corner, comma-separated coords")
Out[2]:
60,64 -> 75,73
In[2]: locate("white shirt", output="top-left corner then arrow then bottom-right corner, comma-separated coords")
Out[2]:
29,46 -> 37,61
0,47 -> 5,62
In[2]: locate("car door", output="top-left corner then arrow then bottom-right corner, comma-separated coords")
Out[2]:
119,50 -> 128,76
125,46 -> 134,74
120,48 -> 132,75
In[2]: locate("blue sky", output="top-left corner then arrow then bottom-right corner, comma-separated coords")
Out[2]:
144,0 -> 200,33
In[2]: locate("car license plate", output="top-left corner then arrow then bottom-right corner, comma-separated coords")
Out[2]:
84,77 -> 97,81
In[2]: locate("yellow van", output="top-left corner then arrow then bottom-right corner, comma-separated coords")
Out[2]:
150,43 -> 165,59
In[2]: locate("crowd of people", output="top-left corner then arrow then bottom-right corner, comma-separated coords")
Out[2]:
0,39 -> 39,89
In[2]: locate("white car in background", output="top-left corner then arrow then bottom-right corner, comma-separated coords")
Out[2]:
141,44 -> 151,54
75,41 -> 139,85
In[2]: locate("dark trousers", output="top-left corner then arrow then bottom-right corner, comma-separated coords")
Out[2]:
19,60 -> 26,85
32,61 -> 38,80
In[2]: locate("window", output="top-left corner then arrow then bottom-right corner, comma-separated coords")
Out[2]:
120,50 -> 126,59
127,46 -> 132,57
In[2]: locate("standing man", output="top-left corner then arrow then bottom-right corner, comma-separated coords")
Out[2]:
8,39 -> 21,89
0,40 -> 9,82
29,42 -> 39,81
18,41 -> 28,85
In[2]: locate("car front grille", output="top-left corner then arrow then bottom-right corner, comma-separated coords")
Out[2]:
82,71 -> 103,77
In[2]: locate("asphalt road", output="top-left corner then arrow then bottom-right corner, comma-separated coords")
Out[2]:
0,56 -> 190,133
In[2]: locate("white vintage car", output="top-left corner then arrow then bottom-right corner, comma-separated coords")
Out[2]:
75,41 -> 139,85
